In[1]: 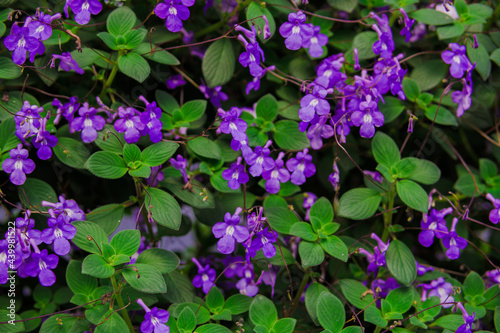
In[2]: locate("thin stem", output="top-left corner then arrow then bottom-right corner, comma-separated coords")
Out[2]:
110,274 -> 135,333
382,182 -> 396,242
100,50 -> 123,99
289,272 -> 310,316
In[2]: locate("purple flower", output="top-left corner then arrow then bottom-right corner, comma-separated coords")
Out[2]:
358,233 -> 389,277
419,208 -> 452,247
420,277 -> 454,307
371,13 -> 394,59
29,13 -> 62,41
222,255 -> 245,278
53,97 -> 79,124
456,302 -> 474,333
329,161 -> 340,190
246,140 -> 274,177
137,298 -> 170,333
486,193 -> 500,224
66,0 -> 103,25
3,25 -> 42,65
351,95 -> 384,138
409,22 -> 426,42
32,124 -> 58,161
236,25 -> 265,77
303,192 -> 317,221
373,56 -> 407,100
166,74 -> 186,89
486,269 -> 500,287
303,25 -> 328,58
314,54 -> 346,89
416,261 -> 434,276
212,207 -> 249,254
155,0 -> 195,33
279,11 -> 314,50
399,9 -> 415,43
442,43 -> 473,79
41,195 -> 85,223
236,263 -> 259,297
114,106 -> 145,144
70,102 -> 105,143
170,155 -> 188,183
248,228 -> 277,258
299,85 -> 332,123
2,144 -> 36,186
364,170 -> 383,183
262,152 -> 290,194
222,157 -> 249,190
200,84 -> 228,108
41,211 -> 77,256
286,148 -> 315,185
15,101 -> 42,142
25,248 -> 59,286
15,210 -> 35,230
146,166 -> 165,187
50,52 -> 84,74
218,107 -> 248,141
306,115 -> 334,150
371,277 -> 399,301
231,137 -> 253,161
192,257 -> 216,294
442,218 -> 467,260
138,96 -> 163,143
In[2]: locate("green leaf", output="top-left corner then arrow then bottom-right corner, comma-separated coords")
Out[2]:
162,270 -> 195,304
202,38 -> 235,87
480,158 -> 498,180
0,57 -> 21,79
410,59 -> 447,92
386,239 -> 417,285
95,124 -> 125,154
53,137 -> 90,169
136,248 -> 179,274
0,117 -> 20,154
385,287 -> 414,314
397,179 -> 428,213
86,204 -> 124,236
82,254 -> 114,278
309,197 -> 334,224
123,29 -> 147,50
328,0 -> 358,12
340,327 -> 363,333
133,43 -> 180,65
467,43 -> 491,81
290,222 -> 318,241
338,188 -> 382,220
408,159 -> 441,185
372,132 -> 400,168
109,229 -> 141,256
437,22 -> 464,40
180,100 -> 207,123
339,279 -> 374,309
495,307 -> 500,333
66,260 -> 98,296
274,120 -> 309,150
224,294 -> 252,315
177,307 -> 197,332
299,241 -> 324,267
410,9 -> 455,25
71,48 -> 100,68
250,295 -> 277,329
85,151 -> 127,179
188,137 -> 221,160
364,306 -> 388,327
272,318 -> 296,333
490,48 -> 500,67
264,206 -> 299,234
317,292 -> 345,332
141,141 -> 178,166
161,178 -> 215,208
206,287 -> 225,313
97,32 -> 118,50
39,315 -> 80,333
402,78 -> 420,102
432,314 -> 464,331
425,105 -> 458,126
0,310 -> 23,332
118,52 -> 150,83
123,263 -> 166,294
107,6 -> 136,37
393,158 -> 418,179
246,2 -> 276,41
305,283 -> 329,325
94,313 -> 128,333
320,235 -> 348,262
19,178 -> 57,212
352,31 -> 377,60
145,187 -> 182,230
72,220 -> 109,255
123,143 -> 141,164
256,94 -> 278,121
463,271 -> 485,298
379,96 -> 405,123
196,324 -> 232,333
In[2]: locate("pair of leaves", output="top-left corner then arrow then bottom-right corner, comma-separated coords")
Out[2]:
250,295 -> 296,333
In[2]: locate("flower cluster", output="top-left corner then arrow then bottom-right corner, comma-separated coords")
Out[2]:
358,233 -> 390,277
155,0 -> 195,33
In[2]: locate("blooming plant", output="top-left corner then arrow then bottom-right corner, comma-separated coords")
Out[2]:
1,0 -> 500,332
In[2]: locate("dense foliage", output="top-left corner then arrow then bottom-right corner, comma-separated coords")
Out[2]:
1,0 -> 500,332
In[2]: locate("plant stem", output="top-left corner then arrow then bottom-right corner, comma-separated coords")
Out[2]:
289,272 -> 310,316
99,50 -> 123,99
382,182 -> 396,242
374,326 -> 382,333
110,274 -> 135,333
